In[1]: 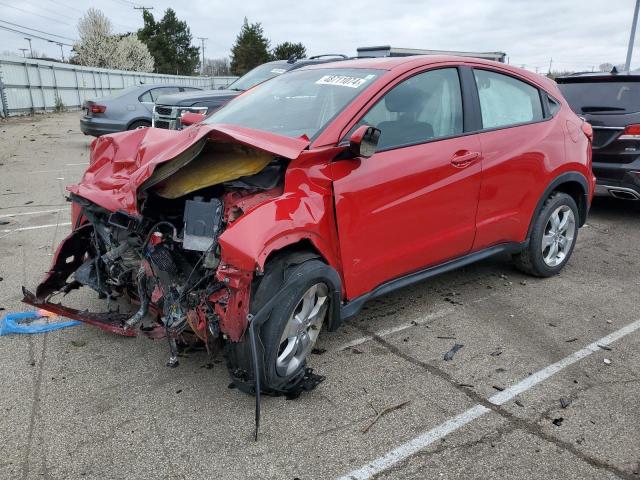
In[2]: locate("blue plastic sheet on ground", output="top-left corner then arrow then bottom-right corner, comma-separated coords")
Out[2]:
0,310 -> 81,336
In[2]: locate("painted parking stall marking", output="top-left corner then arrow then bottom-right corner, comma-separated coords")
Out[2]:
337,318 -> 640,480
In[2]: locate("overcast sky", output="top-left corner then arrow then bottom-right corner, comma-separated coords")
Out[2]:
0,0 -> 638,73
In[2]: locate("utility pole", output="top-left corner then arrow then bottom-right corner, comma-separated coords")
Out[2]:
197,37 -> 207,75
625,0 -> 639,72
19,48 -> 28,58
48,40 -> 65,62
547,57 -> 553,75
24,37 -> 33,58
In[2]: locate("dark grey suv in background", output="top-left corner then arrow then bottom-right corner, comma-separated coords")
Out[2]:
80,84 -> 202,136
557,71 -> 640,200
152,55 -> 348,130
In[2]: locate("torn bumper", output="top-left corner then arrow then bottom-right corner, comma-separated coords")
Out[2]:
22,287 -> 138,337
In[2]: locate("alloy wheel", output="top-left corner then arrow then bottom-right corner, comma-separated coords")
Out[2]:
276,283 -> 328,377
541,205 -> 576,267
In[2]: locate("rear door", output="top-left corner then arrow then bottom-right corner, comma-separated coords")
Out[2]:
470,68 -> 561,249
331,67 -> 483,299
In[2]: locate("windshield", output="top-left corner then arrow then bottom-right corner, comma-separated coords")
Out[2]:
204,68 -> 382,139
227,63 -> 291,91
558,81 -> 640,113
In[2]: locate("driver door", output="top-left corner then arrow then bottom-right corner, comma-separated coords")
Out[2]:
331,67 -> 483,299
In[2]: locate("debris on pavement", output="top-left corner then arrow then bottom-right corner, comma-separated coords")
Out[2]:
0,310 -> 81,336
284,368 -> 325,400
597,344 -> 612,351
603,358 -> 612,365
492,385 -> 505,391
565,337 -> 578,343
515,400 -> 524,407
70,340 -> 87,347
560,397 -> 572,409
490,349 -> 503,357
552,417 -> 564,427
0,220 -> 10,225
443,343 -> 464,361
311,347 -> 326,355
361,400 -> 411,433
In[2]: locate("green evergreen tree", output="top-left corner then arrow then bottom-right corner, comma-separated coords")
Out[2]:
272,42 -> 307,61
137,8 -> 200,75
230,18 -> 272,75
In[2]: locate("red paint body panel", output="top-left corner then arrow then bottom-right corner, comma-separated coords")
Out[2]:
331,135 -> 483,299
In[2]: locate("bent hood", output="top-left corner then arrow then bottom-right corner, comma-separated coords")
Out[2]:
68,124 -> 309,215
155,89 -> 239,107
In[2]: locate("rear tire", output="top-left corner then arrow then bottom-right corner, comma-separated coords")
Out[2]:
225,257 -> 338,396
514,192 -> 579,277
128,120 -> 150,130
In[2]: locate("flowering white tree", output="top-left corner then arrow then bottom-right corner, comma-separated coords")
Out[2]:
112,35 -> 154,72
74,8 -> 115,68
74,9 -> 154,72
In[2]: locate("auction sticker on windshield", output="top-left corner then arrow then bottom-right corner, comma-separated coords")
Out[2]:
315,74 -> 375,88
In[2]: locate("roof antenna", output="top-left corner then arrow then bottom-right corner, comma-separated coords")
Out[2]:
611,66 -> 619,75
287,55 -> 297,64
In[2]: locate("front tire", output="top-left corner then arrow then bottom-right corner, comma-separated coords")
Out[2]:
226,258 -> 338,395
514,192 -> 579,277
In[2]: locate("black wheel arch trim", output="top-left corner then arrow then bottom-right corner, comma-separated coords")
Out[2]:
527,172 -> 590,239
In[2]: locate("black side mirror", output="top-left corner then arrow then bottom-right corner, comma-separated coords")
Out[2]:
349,125 -> 381,158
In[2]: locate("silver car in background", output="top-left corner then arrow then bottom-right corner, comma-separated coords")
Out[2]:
80,84 -> 202,136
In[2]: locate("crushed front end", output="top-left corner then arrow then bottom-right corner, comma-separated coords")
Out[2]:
23,124 -> 304,365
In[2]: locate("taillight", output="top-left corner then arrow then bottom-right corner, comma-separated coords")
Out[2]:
581,121 -> 593,142
90,104 -> 106,114
619,124 -> 640,140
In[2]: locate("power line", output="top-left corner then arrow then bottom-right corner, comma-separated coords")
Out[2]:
24,0 -> 78,22
0,24 -> 74,47
0,1 -> 73,25
42,0 -> 84,14
0,20 -> 76,42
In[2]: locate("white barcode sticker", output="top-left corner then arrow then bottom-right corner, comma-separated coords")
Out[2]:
270,68 -> 287,74
315,74 -> 373,88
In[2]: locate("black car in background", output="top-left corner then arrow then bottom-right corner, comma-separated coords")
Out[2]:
557,71 -> 640,200
152,55 -> 348,130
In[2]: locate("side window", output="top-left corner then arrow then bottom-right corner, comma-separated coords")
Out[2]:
149,87 -> 181,102
139,91 -> 152,103
474,69 -> 543,129
354,68 -> 463,150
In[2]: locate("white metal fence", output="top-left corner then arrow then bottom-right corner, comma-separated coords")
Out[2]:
0,55 -> 237,117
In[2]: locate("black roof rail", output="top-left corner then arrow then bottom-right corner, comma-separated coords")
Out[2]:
308,54 -> 348,60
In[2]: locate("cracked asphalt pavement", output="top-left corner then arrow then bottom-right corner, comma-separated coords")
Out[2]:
1,113 -> 639,479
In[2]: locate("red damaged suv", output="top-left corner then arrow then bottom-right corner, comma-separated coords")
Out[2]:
25,56 -> 595,396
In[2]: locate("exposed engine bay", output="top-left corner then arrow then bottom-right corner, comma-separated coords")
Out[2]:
24,138 -> 286,366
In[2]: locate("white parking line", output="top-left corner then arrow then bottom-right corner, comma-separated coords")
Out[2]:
336,293 -> 496,352
0,208 -> 66,218
337,318 -> 640,480
65,162 -> 88,166
1,222 -> 71,234
336,306 -> 456,351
